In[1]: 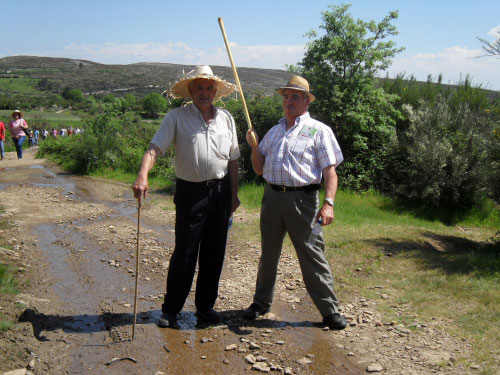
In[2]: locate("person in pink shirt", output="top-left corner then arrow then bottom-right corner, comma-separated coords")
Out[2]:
0,120 -> 6,160
9,110 -> 29,159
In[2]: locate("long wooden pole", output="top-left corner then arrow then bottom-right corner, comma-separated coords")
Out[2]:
218,17 -> 257,145
132,199 -> 141,340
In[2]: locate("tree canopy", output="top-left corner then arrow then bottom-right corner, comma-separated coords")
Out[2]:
297,3 -> 404,190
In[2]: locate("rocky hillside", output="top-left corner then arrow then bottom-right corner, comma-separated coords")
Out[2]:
0,55 -> 291,98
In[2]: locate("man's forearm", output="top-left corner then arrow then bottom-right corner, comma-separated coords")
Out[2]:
138,144 -> 160,177
250,147 -> 265,175
323,165 -> 338,200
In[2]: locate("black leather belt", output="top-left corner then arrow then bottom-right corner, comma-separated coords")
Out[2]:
205,179 -> 221,187
269,184 -> 320,192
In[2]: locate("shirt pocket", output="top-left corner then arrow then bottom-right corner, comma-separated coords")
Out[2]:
214,135 -> 231,160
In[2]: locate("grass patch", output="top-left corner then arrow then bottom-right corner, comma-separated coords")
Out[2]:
0,109 -> 83,123
89,168 -> 174,193
0,319 -> 14,332
238,182 -> 265,211
0,77 -> 40,94
322,190 -> 499,372
0,264 -> 17,294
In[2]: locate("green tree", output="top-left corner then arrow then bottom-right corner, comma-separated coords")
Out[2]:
122,93 -> 137,112
298,3 -> 404,190
142,92 -> 167,118
62,87 -> 84,103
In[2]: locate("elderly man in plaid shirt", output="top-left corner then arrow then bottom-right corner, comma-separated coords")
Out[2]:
244,76 -> 347,330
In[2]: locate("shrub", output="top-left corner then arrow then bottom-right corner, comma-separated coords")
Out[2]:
388,96 -> 496,211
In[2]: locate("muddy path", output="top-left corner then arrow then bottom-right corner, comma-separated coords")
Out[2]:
0,149 -> 475,375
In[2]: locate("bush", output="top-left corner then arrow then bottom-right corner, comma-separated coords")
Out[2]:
388,96 -> 496,211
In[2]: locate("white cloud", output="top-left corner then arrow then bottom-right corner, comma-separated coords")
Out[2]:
386,46 -> 500,90
487,25 -> 500,38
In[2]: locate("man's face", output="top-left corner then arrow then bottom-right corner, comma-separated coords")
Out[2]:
282,89 -> 309,120
189,79 -> 217,109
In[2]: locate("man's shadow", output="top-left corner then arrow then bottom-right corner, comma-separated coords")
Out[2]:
19,307 -> 322,342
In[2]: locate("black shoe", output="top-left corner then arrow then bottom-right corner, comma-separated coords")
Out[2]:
196,308 -> 222,324
322,313 -> 347,330
158,312 -> 178,328
243,303 -> 269,320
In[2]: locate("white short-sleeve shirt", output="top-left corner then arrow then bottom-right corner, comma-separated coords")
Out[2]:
151,104 -> 240,182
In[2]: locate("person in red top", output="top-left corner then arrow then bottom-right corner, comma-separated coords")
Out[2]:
9,110 -> 29,159
0,120 -> 6,160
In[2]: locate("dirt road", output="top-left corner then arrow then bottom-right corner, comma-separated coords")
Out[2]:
0,150 -> 474,374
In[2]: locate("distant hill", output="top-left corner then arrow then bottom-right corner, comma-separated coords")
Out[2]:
0,55 -> 292,98
0,55 -> 497,101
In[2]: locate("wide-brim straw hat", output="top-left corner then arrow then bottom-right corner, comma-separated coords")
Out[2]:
12,109 -> 23,118
277,76 -> 316,103
171,65 -> 236,101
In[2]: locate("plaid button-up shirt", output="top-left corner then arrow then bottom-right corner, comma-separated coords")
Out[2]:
259,112 -> 343,186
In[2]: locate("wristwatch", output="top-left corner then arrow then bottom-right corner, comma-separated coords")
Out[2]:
324,198 -> 334,207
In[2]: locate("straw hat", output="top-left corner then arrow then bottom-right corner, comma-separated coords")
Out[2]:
277,76 -> 316,103
12,109 -> 23,118
171,65 -> 236,101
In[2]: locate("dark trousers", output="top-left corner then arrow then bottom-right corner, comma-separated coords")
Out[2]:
162,175 -> 231,315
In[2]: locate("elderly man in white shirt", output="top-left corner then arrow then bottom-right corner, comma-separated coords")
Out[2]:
244,76 -> 347,331
133,66 -> 240,327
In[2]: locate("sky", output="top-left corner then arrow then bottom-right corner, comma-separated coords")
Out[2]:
1,0 -> 499,90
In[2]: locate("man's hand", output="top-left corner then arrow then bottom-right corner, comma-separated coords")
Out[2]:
246,129 -> 259,148
231,194 -> 240,214
132,145 -> 159,202
316,203 -> 334,226
132,175 -> 149,202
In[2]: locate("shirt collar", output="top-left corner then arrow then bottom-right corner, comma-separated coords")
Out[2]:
279,111 -> 311,131
190,103 -> 219,117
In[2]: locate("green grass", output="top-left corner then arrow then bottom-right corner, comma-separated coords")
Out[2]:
0,264 -> 17,294
0,206 -> 18,333
90,168 -> 174,193
0,319 -> 14,332
0,77 -> 40,94
0,110 -> 83,122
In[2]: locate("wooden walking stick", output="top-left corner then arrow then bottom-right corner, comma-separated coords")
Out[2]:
218,17 -> 257,146
132,198 -> 141,340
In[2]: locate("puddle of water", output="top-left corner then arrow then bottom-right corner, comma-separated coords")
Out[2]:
29,164 -> 45,169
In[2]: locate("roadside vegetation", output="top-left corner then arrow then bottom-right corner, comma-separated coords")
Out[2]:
0,206 -> 18,332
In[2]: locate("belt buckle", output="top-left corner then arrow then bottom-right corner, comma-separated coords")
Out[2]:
206,180 -> 216,187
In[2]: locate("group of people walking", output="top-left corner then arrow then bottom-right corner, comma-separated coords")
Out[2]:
132,65 -> 347,330
0,109 -> 81,160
